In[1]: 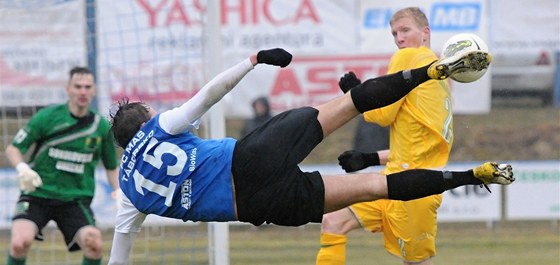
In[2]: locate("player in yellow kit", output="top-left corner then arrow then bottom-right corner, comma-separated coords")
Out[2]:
317,7 -> 453,265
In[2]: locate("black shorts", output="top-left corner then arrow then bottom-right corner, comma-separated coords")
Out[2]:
12,195 -> 97,251
232,107 -> 325,226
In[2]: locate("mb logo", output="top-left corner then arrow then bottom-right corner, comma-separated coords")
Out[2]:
430,3 -> 481,31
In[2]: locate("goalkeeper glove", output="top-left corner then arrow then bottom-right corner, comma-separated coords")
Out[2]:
338,150 -> 380,173
16,163 -> 43,193
338,71 -> 361,93
257,48 -> 292,68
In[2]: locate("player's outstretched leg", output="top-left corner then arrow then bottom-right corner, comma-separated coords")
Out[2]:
427,50 -> 492,80
383,162 -> 514,201
316,62 -> 443,136
322,162 -> 514,212
472,162 -> 515,192
315,51 -> 493,137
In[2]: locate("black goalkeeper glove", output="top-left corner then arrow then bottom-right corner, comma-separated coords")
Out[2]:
338,71 -> 361,94
338,150 -> 380,173
257,48 -> 292,68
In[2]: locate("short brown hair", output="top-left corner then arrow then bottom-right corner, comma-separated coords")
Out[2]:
69,66 -> 92,78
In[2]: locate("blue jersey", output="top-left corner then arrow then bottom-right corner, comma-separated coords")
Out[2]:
119,115 -> 237,222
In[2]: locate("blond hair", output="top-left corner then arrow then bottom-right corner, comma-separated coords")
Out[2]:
390,7 -> 429,28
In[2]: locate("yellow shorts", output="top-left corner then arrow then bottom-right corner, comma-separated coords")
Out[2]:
349,194 -> 442,262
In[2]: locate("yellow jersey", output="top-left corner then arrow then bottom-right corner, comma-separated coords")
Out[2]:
363,46 -> 453,174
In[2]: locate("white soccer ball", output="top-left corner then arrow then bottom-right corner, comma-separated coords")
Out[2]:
441,33 -> 489,83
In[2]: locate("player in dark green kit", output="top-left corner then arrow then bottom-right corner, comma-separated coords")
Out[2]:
5,67 -> 119,265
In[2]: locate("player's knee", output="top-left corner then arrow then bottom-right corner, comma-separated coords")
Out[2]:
10,237 -> 33,257
320,212 -> 357,235
320,213 -> 342,232
79,227 -> 103,257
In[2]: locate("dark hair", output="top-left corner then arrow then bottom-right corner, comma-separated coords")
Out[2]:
252,96 -> 270,115
110,98 -> 152,148
69,66 -> 92,78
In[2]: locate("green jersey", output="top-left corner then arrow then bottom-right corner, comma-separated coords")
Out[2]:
12,103 -> 118,201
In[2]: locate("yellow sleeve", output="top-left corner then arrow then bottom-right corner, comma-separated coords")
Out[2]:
363,48 -> 434,126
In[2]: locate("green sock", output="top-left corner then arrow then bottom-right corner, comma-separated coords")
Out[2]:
82,256 -> 101,265
7,255 -> 26,265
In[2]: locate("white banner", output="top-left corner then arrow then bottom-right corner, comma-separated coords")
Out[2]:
0,0 -> 86,107
438,163 -> 501,221
507,161 -> 560,220
95,0 -> 495,117
490,0 -> 560,54
95,0 -> 358,117
0,1 -> 556,115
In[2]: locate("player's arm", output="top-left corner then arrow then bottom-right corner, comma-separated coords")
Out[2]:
5,144 -> 25,168
159,48 -> 292,135
102,129 -> 120,193
108,191 -> 147,265
378,149 -> 390,165
106,168 -> 119,195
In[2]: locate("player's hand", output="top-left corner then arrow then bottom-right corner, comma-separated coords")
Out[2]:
339,71 -> 361,93
338,150 -> 378,173
257,48 -> 292,68
16,163 -> 43,193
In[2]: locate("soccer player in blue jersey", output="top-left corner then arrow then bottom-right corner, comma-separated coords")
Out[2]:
107,48 -> 513,264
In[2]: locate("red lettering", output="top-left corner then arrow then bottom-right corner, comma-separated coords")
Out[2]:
138,0 -> 167,27
222,0 -> 247,25
250,0 -> 258,24
165,0 -> 193,25
138,0 -> 320,27
268,55 -> 391,111
293,0 -> 320,24
263,0 -> 319,25
270,68 -> 302,96
307,67 -> 338,95
193,0 -> 205,12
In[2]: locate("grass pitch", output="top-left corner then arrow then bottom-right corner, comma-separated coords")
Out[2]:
1,220 -> 558,264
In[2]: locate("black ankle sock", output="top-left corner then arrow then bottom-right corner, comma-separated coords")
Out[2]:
442,170 -> 482,189
386,169 -> 446,201
386,169 -> 481,201
350,65 -> 431,113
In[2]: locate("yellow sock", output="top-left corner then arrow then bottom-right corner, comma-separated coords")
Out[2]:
316,233 -> 347,265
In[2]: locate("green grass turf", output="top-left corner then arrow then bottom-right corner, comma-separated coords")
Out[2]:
1,221 -> 558,264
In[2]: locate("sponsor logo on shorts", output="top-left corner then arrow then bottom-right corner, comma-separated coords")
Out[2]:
14,201 -> 29,216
